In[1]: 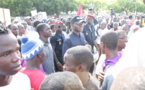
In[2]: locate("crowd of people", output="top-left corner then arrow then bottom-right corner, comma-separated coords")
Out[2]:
0,11 -> 145,90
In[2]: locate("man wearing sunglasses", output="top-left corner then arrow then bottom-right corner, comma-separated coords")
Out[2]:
83,14 -> 97,53
62,16 -> 86,57
50,21 -> 65,65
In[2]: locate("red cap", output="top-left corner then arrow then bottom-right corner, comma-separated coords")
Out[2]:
134,28 -> 139,30
87,14 -> 95,18
55,21 -> 64,25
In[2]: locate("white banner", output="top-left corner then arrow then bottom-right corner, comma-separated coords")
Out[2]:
0,8 -> 11,26
31,10 -> 37,16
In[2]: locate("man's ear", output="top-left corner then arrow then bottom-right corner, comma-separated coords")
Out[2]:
37,52 -> 42,58
101,42 -> 106,48
76,64 -> 86,72
70,24 -> 74,30
102,43 -> 106,49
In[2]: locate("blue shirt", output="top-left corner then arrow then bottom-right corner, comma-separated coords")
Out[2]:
62,32 -> 86,57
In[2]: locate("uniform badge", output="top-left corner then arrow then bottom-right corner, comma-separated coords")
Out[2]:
86,32 -> 88,35
59,41 -> 61,45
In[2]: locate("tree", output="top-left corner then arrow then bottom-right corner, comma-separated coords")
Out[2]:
75,0 -> 107,12
107,0 -> 145,13
0,0 -> 34,16
0,0 -> 77,16
0,0 -> 145,16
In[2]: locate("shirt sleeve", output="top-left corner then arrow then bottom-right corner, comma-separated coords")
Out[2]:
62,39 -> 71,57
102,74 -> 114,90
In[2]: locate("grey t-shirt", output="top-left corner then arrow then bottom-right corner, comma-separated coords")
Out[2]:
41,40 -> 55,75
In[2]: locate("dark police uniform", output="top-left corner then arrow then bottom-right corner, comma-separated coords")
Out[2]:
50,32 -> 65,64
83,24 -> 97,53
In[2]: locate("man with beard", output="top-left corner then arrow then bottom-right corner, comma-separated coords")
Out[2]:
62,16 -> 86,57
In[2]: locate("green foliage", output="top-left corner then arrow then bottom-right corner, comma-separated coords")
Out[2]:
0,0 -> 34,16
76,0 -> 107,11
107,0 -> 145,13
136,0 -> 145,12
0,0 -> 145,16
0,0 -> 77,16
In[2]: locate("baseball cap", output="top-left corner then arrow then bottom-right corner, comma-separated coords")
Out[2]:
70,16 -> 85,24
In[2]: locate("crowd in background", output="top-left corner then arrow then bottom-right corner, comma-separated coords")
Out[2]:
0,12 -> 145,90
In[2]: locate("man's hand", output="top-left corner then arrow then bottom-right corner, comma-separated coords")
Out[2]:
56,62 -> 63,71
96,72 -> 105,82
85,44 -> 92,52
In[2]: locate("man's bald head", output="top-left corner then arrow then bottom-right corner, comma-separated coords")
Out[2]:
111,67 -> 145,90
40,72 -> 85,90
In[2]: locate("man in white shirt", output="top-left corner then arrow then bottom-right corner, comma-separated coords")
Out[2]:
0,25 -> 31,90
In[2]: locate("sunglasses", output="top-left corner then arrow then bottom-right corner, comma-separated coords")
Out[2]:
58,26 -> 61,28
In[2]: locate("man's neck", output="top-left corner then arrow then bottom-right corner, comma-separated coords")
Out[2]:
40,36 -> 48,43
73,31 -> 80,36
75,72 -> 90,86
88,23 -> 92,26
118,47 -> 123,52
26,61 -> 40,70
0,75 -> 12,86
56,30 -> 62,34
105,49 -> 118,60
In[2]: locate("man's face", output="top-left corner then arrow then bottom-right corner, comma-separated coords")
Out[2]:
100,42 -> 105,54
26,19 -> 32,25
87,17 -> 94,25
63,54 -> 77,73
21,23 -> 27,29
72,22 -> 84,33
50,25 -> 57,33
118,33 -> 128,50
100,22 -> 107,30
41,25 -> 52,38
18,25 -> 25,36
0,34 -> 21,75
62,25 -> 66,31
113,23 -> 119,29
10,25 -> 19,36
55,24 -> 63,32
122,26 -> 129,34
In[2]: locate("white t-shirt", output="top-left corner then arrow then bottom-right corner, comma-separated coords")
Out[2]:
0,72 -> 31,90
95,54 -> 106,74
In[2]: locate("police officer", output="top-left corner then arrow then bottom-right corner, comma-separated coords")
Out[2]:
50,21 -> 65,64
83,14 -> 97,53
